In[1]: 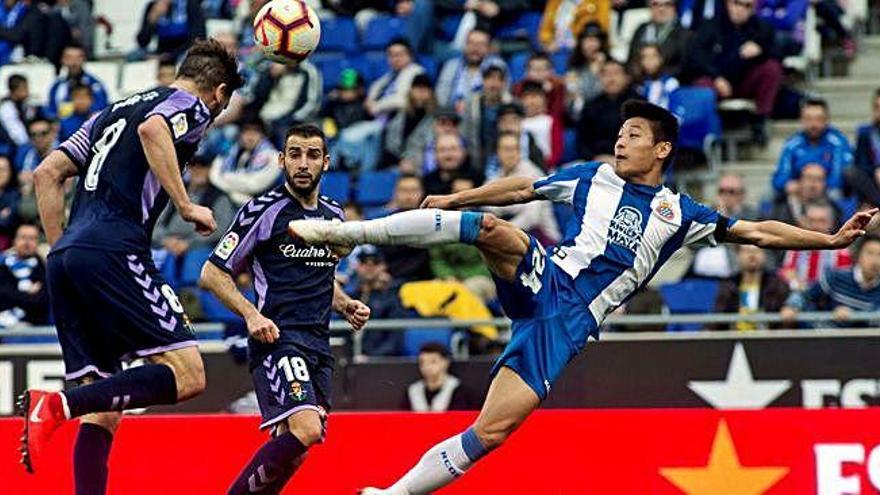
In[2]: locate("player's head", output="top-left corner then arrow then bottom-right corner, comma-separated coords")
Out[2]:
417,342 -> 451,382
279,124 -> 329,197
614,100 -> 678,180
176,38 -> 244,119
857,236 -> 880,280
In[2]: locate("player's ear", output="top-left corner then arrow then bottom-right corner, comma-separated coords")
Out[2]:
655,141 -> 672,161
277,151 -> 285,169
322,152 -> 330,172
215,83 -> 228,103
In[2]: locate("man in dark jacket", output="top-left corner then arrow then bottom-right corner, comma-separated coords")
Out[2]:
713,244 -> 790,330
627,0 -> 691,77
577,59 -> 642,161
137,0 -> 206,60
686,0 -> 783,130
0,223 -> 47,326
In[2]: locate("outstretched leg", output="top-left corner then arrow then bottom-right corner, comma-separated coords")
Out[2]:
363,367 -> 540,495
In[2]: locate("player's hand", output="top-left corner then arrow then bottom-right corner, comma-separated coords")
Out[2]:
830,208 -> 878,248
180,203 -> 217,236
246,312 -> 281,343
343,299 -> 371,332
420,194 -> 457,209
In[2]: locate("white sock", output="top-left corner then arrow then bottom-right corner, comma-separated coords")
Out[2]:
335,209 -> 483,247
388,429 -> 488,495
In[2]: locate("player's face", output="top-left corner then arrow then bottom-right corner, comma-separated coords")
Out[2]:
859,240 -> 880,279
613,118 -> 670,180
280,134 -> 329,197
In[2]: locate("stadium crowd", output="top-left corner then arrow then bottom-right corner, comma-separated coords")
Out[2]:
0,0 -> 878,357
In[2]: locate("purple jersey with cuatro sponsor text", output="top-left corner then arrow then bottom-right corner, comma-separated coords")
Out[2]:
53,86 -> 212,254
208,185 -> 344,364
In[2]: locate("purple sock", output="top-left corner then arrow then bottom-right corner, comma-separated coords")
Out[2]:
64,364 -> 178,418
228,432 -> 307,495
74,423 -> 114,495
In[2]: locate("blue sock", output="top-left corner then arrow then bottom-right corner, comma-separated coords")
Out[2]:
461,427 -> 489,462
74,423 -> 114,495
228,432 -> 307,495
64,364 -> 178,418
459,212 -> 484,245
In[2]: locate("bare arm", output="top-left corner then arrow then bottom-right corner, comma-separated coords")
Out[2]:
333,280 -> 370,332
138,115 -> 216,235
725,209 -> 877,250
421,176 -> 537,209
34,151 -> 79,246
199,262 -> 280,343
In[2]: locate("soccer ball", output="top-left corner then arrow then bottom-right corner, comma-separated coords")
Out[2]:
253,0 -> 321,65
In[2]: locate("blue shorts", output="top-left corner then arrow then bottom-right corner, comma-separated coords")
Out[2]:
47,248 -> 197,382
491,236 -> 597,400
251,342 -> 334,430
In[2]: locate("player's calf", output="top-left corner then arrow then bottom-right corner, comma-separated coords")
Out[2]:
149,346 -> 206,401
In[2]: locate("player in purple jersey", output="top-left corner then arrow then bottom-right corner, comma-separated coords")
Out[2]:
200,124 -> 371,494
18,39 -> 243,494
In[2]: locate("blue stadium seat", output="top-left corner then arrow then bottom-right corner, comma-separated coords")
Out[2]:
363,51 -> 390,83
361,15 -> 406,51
402,327 -> 453,356
417,54 -> 438,82
439,15 -> 463,41
551,50 -> 571,74
507,52 -> 529,83
356,170 -> 399,206
320,170 -> 351,203
318,17 -> 358,53
311,52 -> 347,93
659,279 -> 719,332
495,11 -> 542,46
561,128 -> 579,164
180,247 -> 214,287
668,87 -> 722,152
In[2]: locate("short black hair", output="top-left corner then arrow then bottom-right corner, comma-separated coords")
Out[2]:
177,38 -> 244,97
603,57 -> 628,73
70,83 -> 93,98
802,97 -> 829,113
158,57 -> 177,69
7,74 -> 26,93
419,342 -> 450,358
527,51 -> 551,66
387,37 -> 413,54
240,115 -> 267,135
27,116 -> 53,129
620,99 -> 679,171
467,27 -> 492,40
497,130 -> 520,143
284,123 -> 328,155
482,65 -> 506,79
520,81 -> 545,96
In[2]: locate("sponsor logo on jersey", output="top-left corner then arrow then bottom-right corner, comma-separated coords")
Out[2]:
608,206 -> 644,252
278,244 -> 337,267
170,113 -> 189,139
112,90 -> 160,112
290,381 -> 306,401
215,232 -> 239,260
655,200 -> 675,221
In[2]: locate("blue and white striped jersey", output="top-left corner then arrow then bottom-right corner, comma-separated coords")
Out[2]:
534,161 -> 736,325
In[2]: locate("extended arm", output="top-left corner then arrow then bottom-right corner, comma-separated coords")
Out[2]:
725,209 -> 877,250
33,151 -> 79,246
421,176 -> 536,209
199,262 -> 280,342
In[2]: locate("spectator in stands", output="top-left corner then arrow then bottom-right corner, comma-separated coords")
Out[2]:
576,58 -> 640,162
565,23 -> 607,119
778,201 -> 852,292
0,0 -> 72,68
385,74 -> 437,172
0,222 -> 46,326
756,0 -> 808,58
496,102 -> 545,170
402,342 -> 477,411
136,0 -> 206,61
58,84 -> 91,142
539,0 -> 610,53
157,57 -> 177,87
713,244 -> 789,330
0,156 -> 19,249
55,0 -> 95,57
513,52 -> 565,122
687,0 -> 782,143
351,246 -> 412,356
813,0 -> 855,59
252,60 -> 322,144
0,0 -> 29,65
436,28 -> 507,110
422,132 -> 482,196
772,99 -> 852,199
462,65 -> 512,171
635,44 -> 679,109
781,236 -> 880,328
519,81 -> 563,168
153,155 -> 236,284
209,117 -> 280,206
321,68 -> 369,136
628,0 -> 691,78
334,38 -> 425,171
769,162 -> 842,228
15,116 -> 56,176
483,131 -> 560,244
46,43 -> 109,120
460,0 -> 543,33
679,0 -> 724,29
848,89 -> 880,207
0,74 -> 37,155
688,174 -> 759,278
382,173 -> 434,281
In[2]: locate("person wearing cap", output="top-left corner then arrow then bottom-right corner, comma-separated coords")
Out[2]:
462,65 -> 513,171
349,245 -> 412,356
254,58 -> 323,143
495,102 -> 546,171
322,68 -> 369,136
436,28 -> 509,110
209,117 -> 282,206
384,74 -> 437,172
627,0 -> 691,78
401,342 -> 478,411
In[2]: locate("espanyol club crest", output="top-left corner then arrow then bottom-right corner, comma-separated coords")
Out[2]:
655,200 -> 675,221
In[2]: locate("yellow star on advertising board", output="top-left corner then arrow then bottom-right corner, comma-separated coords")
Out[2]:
659,419 -> 789,495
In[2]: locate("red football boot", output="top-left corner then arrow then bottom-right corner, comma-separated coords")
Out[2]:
17,390 -> 67,473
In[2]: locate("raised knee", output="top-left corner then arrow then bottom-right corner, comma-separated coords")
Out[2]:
289,422 -> 323,448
